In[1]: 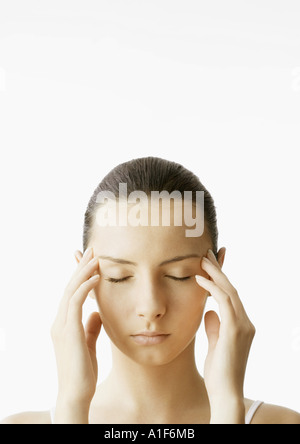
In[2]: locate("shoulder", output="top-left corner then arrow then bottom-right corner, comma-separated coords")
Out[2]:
0,411 -> 52,424
244,399 -> 300,424
254,403 -> 300,425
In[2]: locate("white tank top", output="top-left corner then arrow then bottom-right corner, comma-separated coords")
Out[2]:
245,400 -> 264,424
50,400 -> 263,424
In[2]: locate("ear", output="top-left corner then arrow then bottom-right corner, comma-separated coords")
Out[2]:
217,247 -> 226,269
74,250 -> 97,300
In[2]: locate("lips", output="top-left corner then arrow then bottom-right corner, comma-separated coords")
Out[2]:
133,330 -> 169,337
130,332 -> 170,346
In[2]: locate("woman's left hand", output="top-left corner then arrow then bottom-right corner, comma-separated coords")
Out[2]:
195,249 -> 256,423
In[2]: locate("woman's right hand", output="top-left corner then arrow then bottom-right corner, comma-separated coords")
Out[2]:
51,247 -> 102,423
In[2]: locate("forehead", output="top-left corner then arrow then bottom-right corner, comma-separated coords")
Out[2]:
90,197 -> 211,264
91,225 -> 211,267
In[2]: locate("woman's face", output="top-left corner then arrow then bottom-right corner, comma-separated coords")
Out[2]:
89,202 -> 213,366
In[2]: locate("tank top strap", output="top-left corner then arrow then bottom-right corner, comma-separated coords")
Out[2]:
245,400 -> 264,424
50,406 -> 55,424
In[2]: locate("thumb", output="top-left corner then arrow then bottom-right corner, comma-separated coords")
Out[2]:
85,312 -> 102,353
204,310 -> 220,350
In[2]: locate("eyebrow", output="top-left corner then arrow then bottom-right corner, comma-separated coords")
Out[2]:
98,254 -> 201,267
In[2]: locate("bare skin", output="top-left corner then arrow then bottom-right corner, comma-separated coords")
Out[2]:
1,202 -> 300,424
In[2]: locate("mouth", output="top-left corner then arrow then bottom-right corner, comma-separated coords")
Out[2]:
130,334 -> 170,346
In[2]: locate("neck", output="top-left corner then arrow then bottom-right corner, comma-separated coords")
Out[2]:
98,338 -> 208,421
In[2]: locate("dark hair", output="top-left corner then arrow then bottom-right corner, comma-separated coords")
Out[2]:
83,156 -> 218,255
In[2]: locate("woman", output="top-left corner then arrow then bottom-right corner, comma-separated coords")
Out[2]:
2,157 -> 300,424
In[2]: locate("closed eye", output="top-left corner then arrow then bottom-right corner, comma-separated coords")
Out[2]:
106,276 -> 132,283
105,276 -> 192,284
166,276 -> 192,281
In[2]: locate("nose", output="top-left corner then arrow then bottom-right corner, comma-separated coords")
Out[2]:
135,279 -> 167,321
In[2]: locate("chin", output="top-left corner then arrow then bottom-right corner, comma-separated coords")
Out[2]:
129,349 -> 181,367
107,325 -> 199,367
125,336 -> 197,367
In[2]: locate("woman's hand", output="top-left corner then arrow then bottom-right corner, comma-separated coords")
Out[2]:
196,249 -> 256,424
51,247 -> 102,423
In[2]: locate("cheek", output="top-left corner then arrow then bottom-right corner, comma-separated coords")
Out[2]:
173,285 -> 207,333
94,285 -> 126,336
94,281 -> 207,341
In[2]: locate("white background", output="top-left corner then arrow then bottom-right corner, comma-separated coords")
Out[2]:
0,1 -> 300,420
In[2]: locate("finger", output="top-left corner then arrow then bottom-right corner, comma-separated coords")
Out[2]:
201,251 -> 245,315
204,310 -> 220,350
53,249 -> 98,329
203,250 -> 237,296
71,247 -> 94,279
74,250 -> 83,264
67,274 -> 100,324
85,312 -> 102,353
206,249 -> 223,270
76,249 -> 100,280
66,248 -> 96,293
66,255 -> 100,303
195,274 -> 236,324
56,256 -> 98,324
63,247 -> 94,301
